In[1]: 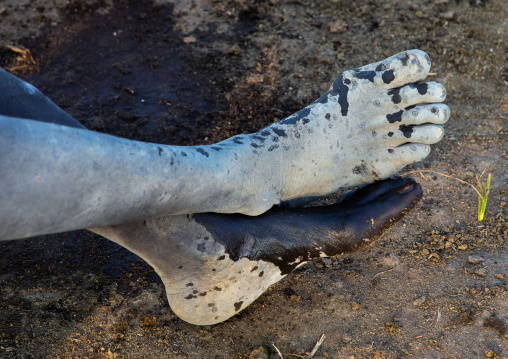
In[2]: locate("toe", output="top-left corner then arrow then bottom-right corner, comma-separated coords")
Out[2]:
389,143 -> 431,165
396,104 -> 451,125
389,124 -> 444,145
386,82 -> 446,108
353,50 -> 431,89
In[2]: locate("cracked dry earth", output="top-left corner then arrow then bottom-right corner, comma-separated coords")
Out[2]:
0,0 -> 507,358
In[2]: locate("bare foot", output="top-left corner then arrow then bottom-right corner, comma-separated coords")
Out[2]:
92,176 -> 422,325
223,49 -> 449,212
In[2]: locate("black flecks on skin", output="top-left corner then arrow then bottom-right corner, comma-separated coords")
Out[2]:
213,286 -> 222,291
386,110 -> 403,123
330,74 -> 349,116
185,294 -> 197,300
199,292 -> 207,296
352,163 -> 368,176
410,83 -> 428,95
388,132 -> 394,137
181,151 -> 187,157
387,88 -> 402,104
280,107 -> 311,125
234,301 -> 244,311
388,149 -> 394,153
197,243 -> 206,252
302,118 -> 310,124
353,70 -> 376,82
431,107 -> 438,113
325,113 -> 331,120
252,135 -> 265,142
251,266 -> 258,272
376,63 -> 386,71
272,127 -> 287,138
314,91 -> 329,104
194,177 -> 422,275
196,148 -> 209,157
251,142 -> 262,148
382,70 -> 395,84
233,137 -> 244,144
157,146 -> 163,156
211,146 -> 222,151
260,130 -> 271,137
268,145 -> 279,152
398,52 -> 410,66
217,255 -> 225,261
186,283 -> 194,287
259,271 -> 264,277
424,53 -> 431,65
399,124 -> 414,138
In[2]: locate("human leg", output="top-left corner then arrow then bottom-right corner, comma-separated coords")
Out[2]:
0,49 -> 448,240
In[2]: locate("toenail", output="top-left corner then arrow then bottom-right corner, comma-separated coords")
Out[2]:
397,183 -> 414,194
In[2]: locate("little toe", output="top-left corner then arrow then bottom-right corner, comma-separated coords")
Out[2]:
389,143 -> 431,165
387,82 -> 446,108
354,50 -> 431,89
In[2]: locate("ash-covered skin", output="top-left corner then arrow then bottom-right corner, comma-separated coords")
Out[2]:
0,50 -> 449,241
0,50 -> 446,325
92,177 -> 422,325
214,49 -> 449,211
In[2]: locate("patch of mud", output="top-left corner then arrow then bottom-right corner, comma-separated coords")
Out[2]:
0,0 -> 507,357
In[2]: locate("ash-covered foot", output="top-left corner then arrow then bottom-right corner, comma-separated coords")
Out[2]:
226,49 -> 449,212
92,176 -> 422,325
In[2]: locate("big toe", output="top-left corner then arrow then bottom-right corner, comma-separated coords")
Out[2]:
355,49 -> 432,89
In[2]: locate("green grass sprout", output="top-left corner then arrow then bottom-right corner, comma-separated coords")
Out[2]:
404,170 -> 492,222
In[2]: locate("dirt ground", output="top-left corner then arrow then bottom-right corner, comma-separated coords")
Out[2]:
0,0 -> 507,358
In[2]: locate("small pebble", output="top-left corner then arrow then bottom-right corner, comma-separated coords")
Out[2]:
494,274 -> 504,280
183,36 -> 196,44
440,10 -> 454,20
341,333 -> 352,344
249,347 -> 268,359
328,19 -> 347,33
468,255 -> 484,264
474,268 -> 487,277
412,295 -> 426,307
485,350 -> 497,358
322,258 -> 333,268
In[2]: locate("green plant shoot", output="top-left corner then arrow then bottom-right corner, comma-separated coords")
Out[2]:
476,172 -> 491,222
404,170 -> 492,222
